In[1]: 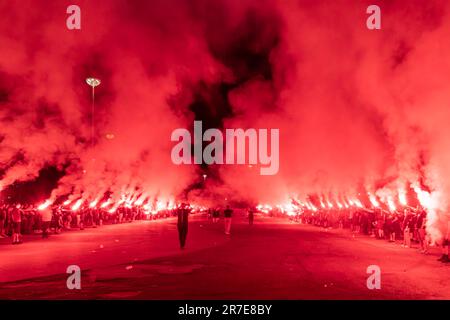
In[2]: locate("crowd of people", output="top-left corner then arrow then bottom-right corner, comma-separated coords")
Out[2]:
0,203 -> 179,245
280,205 -> 450,263
0,200 -> 231,249
2,200 -> 448,264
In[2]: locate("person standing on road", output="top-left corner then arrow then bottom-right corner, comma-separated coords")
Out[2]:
402,208 -> 412,248
438,219 -> 450,263
212,207 -> 220,223
416,209 -> 429,254
177,203 -> 190,249
224,205 -> 233,235
79,208 -> 85,230
53,207 -> 62,234
41,206 -> 52,238
11,205 -> 22,244
0,204 -> 6,238
247,207 -> 254,226
207,208 -> 212,221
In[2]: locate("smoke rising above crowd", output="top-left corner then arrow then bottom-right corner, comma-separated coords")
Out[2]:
1,0 -> 450,239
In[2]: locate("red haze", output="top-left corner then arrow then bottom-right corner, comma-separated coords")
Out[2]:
0,0 -> 450,239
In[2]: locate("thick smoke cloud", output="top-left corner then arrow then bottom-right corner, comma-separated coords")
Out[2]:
0,0 -> 225,203
1,1 -> 450,238
205,0 -> 450,239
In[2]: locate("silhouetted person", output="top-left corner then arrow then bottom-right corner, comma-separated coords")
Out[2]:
247,207 -> 254,226
416,210 -> 428,253
0,205 -> 6,238
41,206 -> 52,238
438,220 -> 450,263
224,205 -> 233,235
177,203 -> 190,249
402,208 -> 413,248
11,205 -> 22,244
53,207 -> 62,234
212,207 -> 220,223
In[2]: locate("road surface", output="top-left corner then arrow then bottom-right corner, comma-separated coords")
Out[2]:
0,212 -> 449,299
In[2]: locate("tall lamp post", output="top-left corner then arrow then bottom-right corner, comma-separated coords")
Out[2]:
86,77 -> 101,147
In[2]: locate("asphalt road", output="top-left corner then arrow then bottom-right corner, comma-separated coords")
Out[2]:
0,212 -> 449,299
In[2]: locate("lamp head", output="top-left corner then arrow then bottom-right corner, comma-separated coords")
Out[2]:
86,77 -> 101,87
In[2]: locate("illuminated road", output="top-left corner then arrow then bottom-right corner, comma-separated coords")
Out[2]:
0,212 -> 449,299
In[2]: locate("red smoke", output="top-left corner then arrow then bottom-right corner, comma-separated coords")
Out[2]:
1,0 -> 450,239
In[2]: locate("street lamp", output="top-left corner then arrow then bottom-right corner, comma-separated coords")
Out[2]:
105,133 -> 115,140
86,77 -> 101,146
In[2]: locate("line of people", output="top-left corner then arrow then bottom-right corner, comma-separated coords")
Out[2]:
0,203 -> 177,245
282,206 -> 449,263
